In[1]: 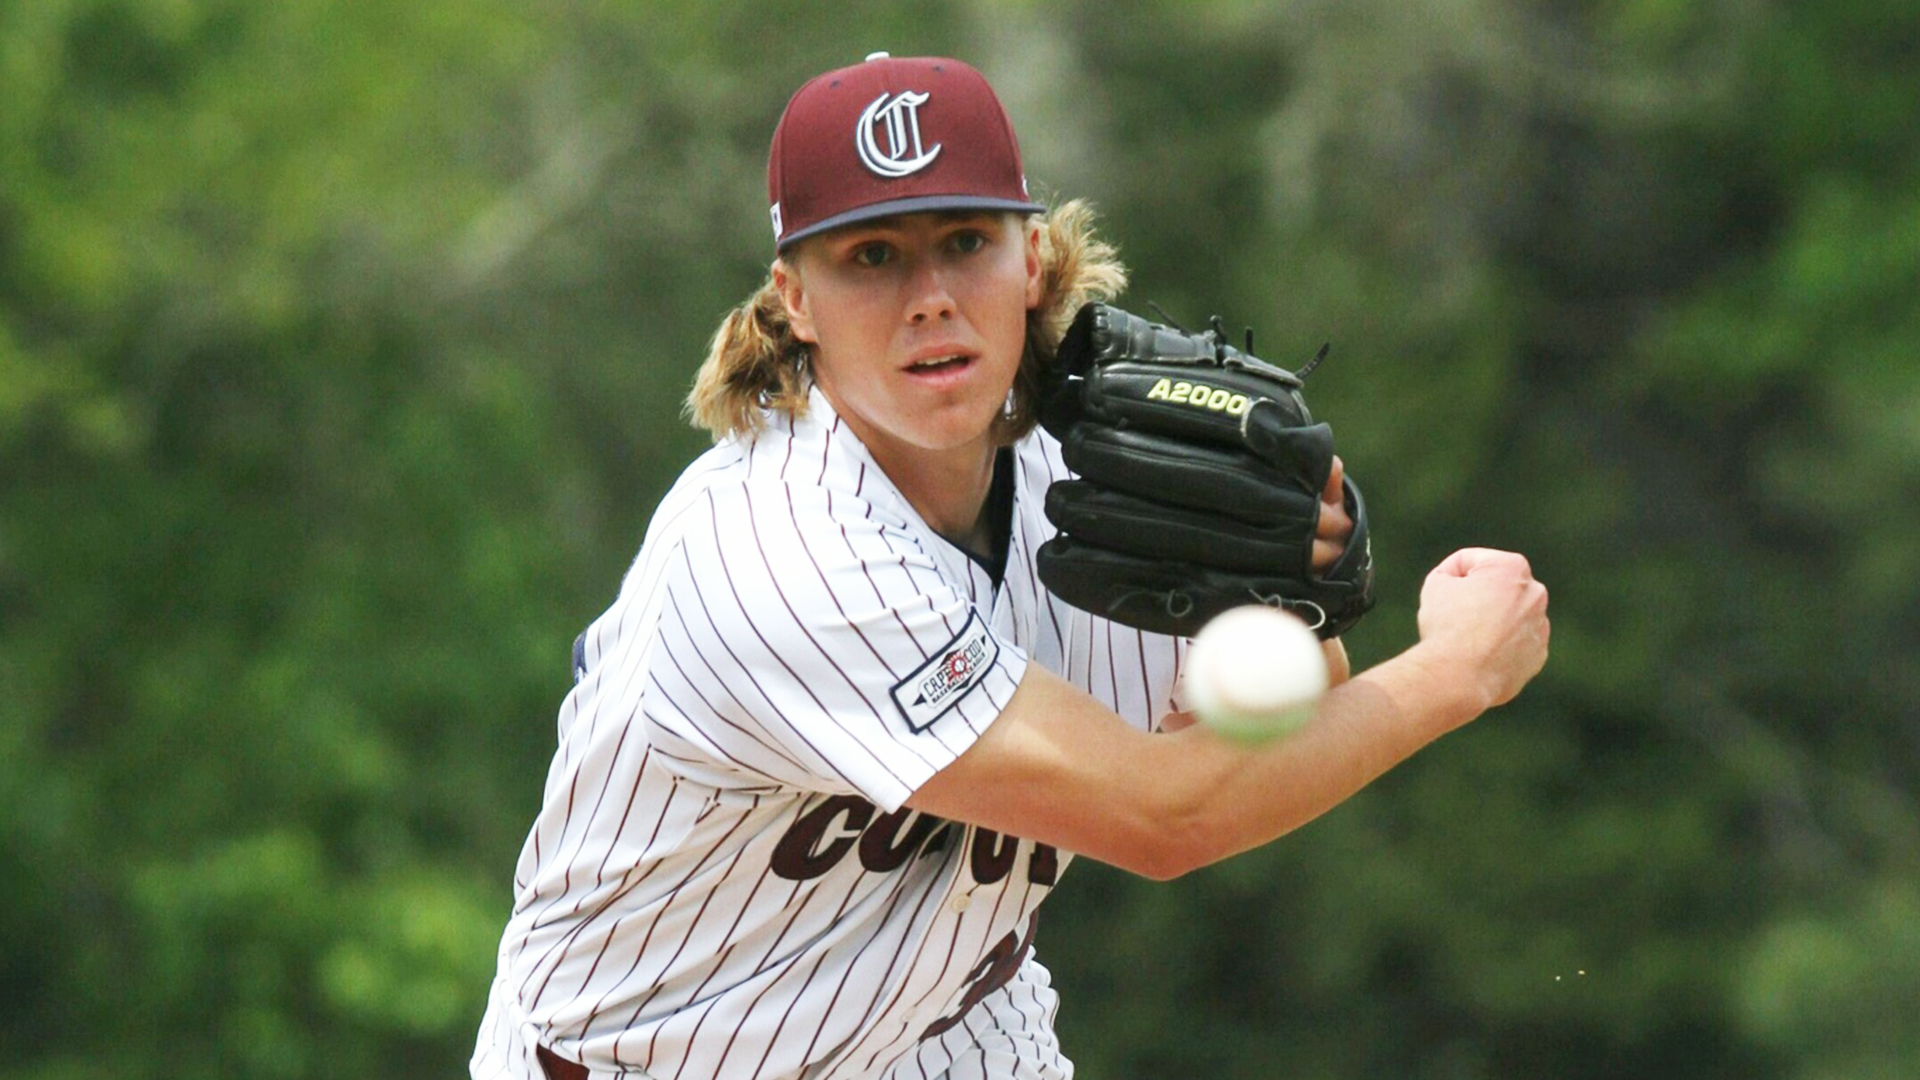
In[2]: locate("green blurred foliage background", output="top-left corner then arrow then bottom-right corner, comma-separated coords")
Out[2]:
3,0 -> 1915,1076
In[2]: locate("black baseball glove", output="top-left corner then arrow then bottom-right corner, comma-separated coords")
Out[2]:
1036,302 -> 1375,640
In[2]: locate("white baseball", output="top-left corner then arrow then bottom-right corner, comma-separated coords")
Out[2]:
1182,605 -> 1329,741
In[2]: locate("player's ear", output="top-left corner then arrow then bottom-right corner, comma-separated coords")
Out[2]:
773,257 -> 818,344
1022,220 -> 1043,311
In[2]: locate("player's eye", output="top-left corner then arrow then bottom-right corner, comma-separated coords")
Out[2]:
850,241 -> 895,268
947,229 -> 989,255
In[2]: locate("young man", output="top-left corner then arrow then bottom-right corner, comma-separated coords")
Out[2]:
472,53 -> 1549,1080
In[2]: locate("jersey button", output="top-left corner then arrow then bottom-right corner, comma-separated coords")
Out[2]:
950,893 -> 971,913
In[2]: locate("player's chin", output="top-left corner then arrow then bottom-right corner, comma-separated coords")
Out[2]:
911,400 -> 1007,451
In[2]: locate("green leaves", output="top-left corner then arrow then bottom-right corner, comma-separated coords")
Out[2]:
3,1 -> 1916,1077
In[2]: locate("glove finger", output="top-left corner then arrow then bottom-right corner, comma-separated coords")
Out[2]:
1052,301 -> 1107,375
1239,420 -> 1336,492
1045,481 -> 1314,574
1061,423 -> 1331,520
1058,302 -> 1229,372
1081,360 -> 1311,447
1036,536 -> 1351,639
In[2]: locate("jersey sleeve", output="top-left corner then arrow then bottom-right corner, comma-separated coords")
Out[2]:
639,479 -> 1029,812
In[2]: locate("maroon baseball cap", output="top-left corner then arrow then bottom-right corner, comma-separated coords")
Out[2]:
767,52 -> 1045,251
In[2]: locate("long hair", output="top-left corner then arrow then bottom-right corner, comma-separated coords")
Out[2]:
686,198 -> 1126,443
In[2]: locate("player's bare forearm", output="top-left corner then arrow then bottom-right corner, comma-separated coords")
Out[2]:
1138,641 -> 1489,875
910,550 -> 1546,881
910,642 -> 1488,881
1130,552 -> 1545,875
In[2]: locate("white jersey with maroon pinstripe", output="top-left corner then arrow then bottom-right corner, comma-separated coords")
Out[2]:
472,385 -> 1185,1080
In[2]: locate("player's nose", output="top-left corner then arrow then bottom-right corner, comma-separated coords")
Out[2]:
905,257 -> 956,324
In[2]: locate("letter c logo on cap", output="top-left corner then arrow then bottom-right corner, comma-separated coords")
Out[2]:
856,90 -> 941,178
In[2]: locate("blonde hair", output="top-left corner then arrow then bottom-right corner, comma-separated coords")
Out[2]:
686,198 -> 1127,443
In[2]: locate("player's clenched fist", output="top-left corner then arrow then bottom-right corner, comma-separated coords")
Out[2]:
1415,547 -> 1550,709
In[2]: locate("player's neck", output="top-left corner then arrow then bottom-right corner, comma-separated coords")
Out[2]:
870,440 -> 998,559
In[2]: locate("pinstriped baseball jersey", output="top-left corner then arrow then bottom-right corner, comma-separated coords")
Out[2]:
472,386 -> 1184,1080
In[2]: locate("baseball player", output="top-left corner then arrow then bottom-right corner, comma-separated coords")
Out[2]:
472,52 -> 1549,1080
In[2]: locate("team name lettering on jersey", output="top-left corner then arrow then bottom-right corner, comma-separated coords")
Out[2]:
769,794 -> 1061,886
1145,377 -> 1251,417
769,795 -> 949,880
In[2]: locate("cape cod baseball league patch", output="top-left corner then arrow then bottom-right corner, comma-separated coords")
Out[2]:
892,611 -> 999,733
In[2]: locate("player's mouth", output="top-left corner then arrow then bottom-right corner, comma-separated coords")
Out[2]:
908,355 -> 971,372
902,350 -> 978,385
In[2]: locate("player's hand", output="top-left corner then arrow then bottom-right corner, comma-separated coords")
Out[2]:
1414,548 -> 1550,709
1310,455 -> 1353,575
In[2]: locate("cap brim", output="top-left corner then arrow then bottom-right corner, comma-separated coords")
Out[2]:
777,195 -> 1046,251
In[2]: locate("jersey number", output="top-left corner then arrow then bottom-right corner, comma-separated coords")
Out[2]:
921,912 -> 1040,1039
